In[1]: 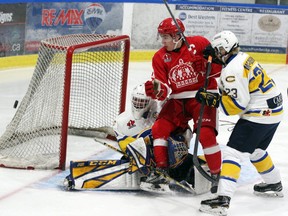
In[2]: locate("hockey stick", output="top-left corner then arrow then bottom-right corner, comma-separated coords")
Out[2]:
94,138 -> 126,156
163,0 -> 191,51
192,56 -> 217,183
163,0 -> 216,183
94,138 -> 196,194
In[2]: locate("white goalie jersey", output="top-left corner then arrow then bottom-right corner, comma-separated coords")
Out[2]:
113,100 -> 160,138
218,52 -> 284,124
112,99 -> 162,153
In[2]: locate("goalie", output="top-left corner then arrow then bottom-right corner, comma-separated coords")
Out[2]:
64,84 -> 211,194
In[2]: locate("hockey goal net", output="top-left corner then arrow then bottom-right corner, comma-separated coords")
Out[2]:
0,34 -> 130,170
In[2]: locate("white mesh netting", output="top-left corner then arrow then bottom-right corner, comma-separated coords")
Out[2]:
0,34 -> 129,169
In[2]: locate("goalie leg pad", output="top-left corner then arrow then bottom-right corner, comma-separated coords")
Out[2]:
194,163 -> 211,195
167,134 -> 189,168
126,137 -> 154,175
66,159 -> 142,190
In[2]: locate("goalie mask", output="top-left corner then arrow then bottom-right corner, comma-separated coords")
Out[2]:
131,84 -> 152,120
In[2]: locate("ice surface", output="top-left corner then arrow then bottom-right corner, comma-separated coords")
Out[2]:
0,63 -> 287,216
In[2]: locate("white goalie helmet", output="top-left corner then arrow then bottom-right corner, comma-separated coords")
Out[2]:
131,84 -> 152,120
211,30 -> 239,55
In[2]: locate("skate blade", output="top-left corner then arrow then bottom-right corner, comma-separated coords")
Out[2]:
140,182 -> 174,195
199,205 -> 228,216
169,182 -> 196,195
254,191 -> 284,198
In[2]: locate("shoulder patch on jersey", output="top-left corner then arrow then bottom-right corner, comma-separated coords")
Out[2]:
244,56 -> 255,70
225,76 -> 235,83
127,119 -> 136,129
163,53 -> 172,63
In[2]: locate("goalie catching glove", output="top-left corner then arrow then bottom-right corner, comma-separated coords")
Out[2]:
196,87 -> 220,108
145,79 -> 170,101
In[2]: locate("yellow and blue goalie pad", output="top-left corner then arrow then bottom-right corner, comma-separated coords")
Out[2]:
66,159 -> 142,190
167,134 -> 189,168
126,137 -> 154,175
117,128 -> 153,153
116,127 -> 189,173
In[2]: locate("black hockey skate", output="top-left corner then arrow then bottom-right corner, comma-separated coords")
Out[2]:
140,168 -> 171,194
168,180 -> 196,194
199,196 -> 230,216
144,168 -> 169,184
254,181 -> 283,197
140,168 -> 196,195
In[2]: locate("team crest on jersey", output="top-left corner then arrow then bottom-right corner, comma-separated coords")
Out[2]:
163,53 -> 171,63
262,109 -> 271,116
226,76 -> 235,82
169,59 -> 199,88
127,120 -> 136,129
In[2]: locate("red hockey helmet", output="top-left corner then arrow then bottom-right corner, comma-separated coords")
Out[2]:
157,18 -> 185,35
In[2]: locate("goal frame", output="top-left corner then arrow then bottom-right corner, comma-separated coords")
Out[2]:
58,35 -> 130,170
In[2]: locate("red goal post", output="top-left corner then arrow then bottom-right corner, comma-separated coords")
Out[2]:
0,34 -> 130,170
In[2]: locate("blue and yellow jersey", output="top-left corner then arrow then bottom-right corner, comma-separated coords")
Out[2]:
218,52 -> 283,124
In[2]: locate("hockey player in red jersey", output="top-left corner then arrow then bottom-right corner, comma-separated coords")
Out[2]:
144,17 -> 222,193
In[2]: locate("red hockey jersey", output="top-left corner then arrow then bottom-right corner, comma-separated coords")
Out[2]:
152,35 -> 222,99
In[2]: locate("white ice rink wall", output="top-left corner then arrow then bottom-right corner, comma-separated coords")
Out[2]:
0,0 -> 288,69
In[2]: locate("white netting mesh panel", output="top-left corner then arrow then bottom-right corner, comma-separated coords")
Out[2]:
0,34 -> 129,169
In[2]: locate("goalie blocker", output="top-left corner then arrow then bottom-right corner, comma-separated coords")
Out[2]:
64,136 -> 211,194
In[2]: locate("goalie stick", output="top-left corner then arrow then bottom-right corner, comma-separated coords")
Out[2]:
94,138 -> 125,156
163,0 -> 216,184
94,138 -> 196,194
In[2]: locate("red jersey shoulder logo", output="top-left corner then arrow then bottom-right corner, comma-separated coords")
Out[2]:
169,59 -> 199,88
163,53 -> 172,63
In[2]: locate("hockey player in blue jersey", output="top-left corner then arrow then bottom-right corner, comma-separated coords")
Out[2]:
196,30 -> 284,216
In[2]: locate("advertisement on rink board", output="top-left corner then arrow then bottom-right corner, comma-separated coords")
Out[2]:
0,4 -> 26,57
24,2 -> 123,54
132,3 -> 288,55
0,2 -> 287,58
174,4 -> 288,54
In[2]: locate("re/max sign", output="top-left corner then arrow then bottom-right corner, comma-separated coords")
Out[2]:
41,9 -> 84,26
